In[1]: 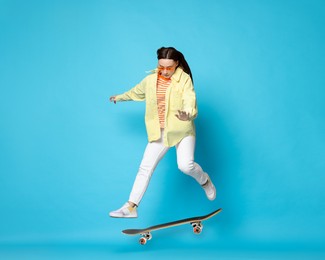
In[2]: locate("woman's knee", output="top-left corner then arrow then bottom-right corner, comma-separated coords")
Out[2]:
178,160 -> 195,174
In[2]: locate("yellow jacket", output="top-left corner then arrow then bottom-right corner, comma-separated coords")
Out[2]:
115,67 -> 198,147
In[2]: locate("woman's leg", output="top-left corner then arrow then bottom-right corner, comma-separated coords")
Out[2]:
128,136 -> 169,206
176,135 -> 216,200
176,135 -> 207,184
110,134 -> 169,218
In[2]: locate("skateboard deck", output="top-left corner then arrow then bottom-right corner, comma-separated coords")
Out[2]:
122,208 -> 222,245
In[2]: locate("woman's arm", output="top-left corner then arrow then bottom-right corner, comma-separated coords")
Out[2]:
110,80 -> 146,103
179,78 -> 198,120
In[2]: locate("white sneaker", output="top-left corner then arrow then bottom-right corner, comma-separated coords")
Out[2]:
202,177 -> 216,201
109,202 -> 138,218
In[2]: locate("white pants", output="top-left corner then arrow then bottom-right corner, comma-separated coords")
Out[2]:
128,132 -> 208,206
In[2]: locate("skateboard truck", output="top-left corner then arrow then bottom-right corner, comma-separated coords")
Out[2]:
139,232 -> 152,245
191,221 -> 203,234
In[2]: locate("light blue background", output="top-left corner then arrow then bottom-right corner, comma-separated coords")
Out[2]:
0,0 -> 324,259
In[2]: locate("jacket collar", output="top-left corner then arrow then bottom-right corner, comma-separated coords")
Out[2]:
171,67 -> 183,82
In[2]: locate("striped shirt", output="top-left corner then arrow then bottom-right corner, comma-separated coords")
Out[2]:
156,75 -> 171,128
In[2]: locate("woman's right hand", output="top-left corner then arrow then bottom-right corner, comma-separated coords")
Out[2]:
109,96 -> 116,104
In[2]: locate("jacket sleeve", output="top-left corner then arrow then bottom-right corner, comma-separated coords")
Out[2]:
114,79 -> 146,102
182,77 -> 198,120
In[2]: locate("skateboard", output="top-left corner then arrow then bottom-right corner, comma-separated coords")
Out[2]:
122,208 -> 222,245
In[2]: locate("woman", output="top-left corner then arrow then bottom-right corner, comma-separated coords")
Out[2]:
109,47 -> 216,218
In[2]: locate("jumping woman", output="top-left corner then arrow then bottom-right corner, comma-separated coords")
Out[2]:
109,47 -> 216,218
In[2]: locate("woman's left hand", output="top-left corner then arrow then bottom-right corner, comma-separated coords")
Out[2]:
175,110 -> 190,121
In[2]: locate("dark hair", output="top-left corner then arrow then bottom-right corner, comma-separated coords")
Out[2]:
157,47 -> 193,83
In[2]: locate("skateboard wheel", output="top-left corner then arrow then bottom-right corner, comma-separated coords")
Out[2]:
193,226 -> 202,234
139,237 -> 147,245
191,222 -> 203,234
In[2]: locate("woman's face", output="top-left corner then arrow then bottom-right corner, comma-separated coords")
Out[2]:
157,59 -> 178,79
